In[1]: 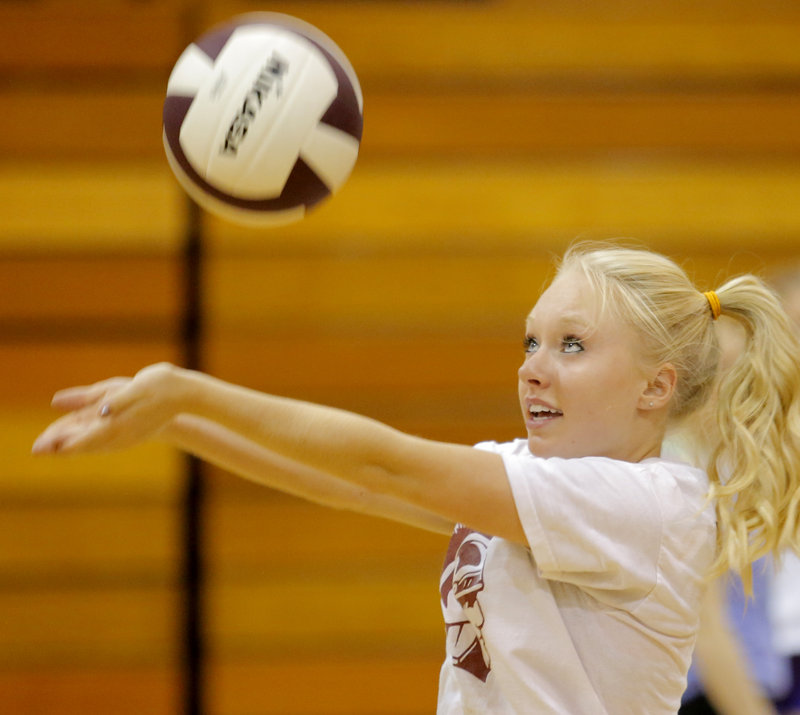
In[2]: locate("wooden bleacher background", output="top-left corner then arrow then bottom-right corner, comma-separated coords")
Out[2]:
1,1 -> 799,713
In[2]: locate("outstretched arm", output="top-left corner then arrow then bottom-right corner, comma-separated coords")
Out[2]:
33,363 -> 523,542
163,413 -> 454,534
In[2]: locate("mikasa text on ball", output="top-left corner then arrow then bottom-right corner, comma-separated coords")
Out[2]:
162,13 -> 363,226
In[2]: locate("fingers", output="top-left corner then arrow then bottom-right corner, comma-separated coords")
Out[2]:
55,420 -> 115,454
32,413 -> 90,455
50,378 -> 129,412
32,407 -> 117,455
50,385 -> 101,412
34,364 -> 179,456
34,379 -> 120,455
31,424 -> 60,455
94,378 -> 143,419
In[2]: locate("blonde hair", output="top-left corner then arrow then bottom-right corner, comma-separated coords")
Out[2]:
558,242 -> 800,588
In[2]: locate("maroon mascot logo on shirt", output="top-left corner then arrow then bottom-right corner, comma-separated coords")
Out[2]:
440,525 -> 493,682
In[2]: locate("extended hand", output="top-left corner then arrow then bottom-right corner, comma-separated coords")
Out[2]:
32,363 -> 183,455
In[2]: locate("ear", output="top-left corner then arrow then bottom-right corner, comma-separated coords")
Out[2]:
639,363 -> 677,411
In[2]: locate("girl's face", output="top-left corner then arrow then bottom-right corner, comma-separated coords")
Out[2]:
518,269 -> 659,461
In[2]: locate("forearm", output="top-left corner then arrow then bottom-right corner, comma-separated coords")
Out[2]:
698,646 -> 777,715
694,581 -> 778,715
162,413 -> 454,534
174,368 -> 455,509
165,367 -> 520,542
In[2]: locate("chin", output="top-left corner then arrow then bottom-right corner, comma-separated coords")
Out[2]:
525,435 -> 591,460
525,437 -> 560,459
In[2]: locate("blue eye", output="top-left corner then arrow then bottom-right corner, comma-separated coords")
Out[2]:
562,338 -> 584,353
523,336 -> 538,353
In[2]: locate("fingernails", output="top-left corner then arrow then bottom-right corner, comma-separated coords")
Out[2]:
100,404 -> 111,417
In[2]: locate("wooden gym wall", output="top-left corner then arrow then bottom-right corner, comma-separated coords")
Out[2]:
1,1 -> 799,713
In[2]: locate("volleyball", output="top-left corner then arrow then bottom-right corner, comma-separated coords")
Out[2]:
162,13 -> 363,226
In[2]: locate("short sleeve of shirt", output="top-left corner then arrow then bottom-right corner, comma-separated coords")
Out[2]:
477,441 -> 665,598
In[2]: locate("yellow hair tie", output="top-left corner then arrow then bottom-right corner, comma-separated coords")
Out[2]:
703,290 -> 721,320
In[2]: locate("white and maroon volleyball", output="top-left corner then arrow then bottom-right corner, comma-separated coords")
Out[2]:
162,13 -> 363,226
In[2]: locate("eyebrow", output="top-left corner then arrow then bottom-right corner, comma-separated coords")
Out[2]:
526,311 -> 594,332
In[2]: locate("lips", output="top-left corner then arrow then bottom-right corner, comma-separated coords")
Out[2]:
525,399 -> 563,427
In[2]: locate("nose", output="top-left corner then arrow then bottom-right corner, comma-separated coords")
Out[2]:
518,350 -> 551,387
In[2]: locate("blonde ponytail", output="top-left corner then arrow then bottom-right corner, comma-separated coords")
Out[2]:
707,276 -> 800,585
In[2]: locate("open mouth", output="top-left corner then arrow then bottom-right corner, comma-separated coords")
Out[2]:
528,405 -> 563,423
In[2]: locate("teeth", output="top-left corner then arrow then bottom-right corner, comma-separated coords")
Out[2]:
529,405 -> 562,415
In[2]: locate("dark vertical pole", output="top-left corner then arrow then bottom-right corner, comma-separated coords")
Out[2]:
175,5 -> 207,709
181,199 -> 205,715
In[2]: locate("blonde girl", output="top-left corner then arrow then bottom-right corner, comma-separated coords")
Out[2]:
33,243 -> 800,714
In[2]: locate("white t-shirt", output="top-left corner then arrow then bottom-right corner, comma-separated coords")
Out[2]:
437,439 -> 716,714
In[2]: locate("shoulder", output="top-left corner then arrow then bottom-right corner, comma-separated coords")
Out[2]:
476,441 -> 711,534
476,439 -> 705,491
